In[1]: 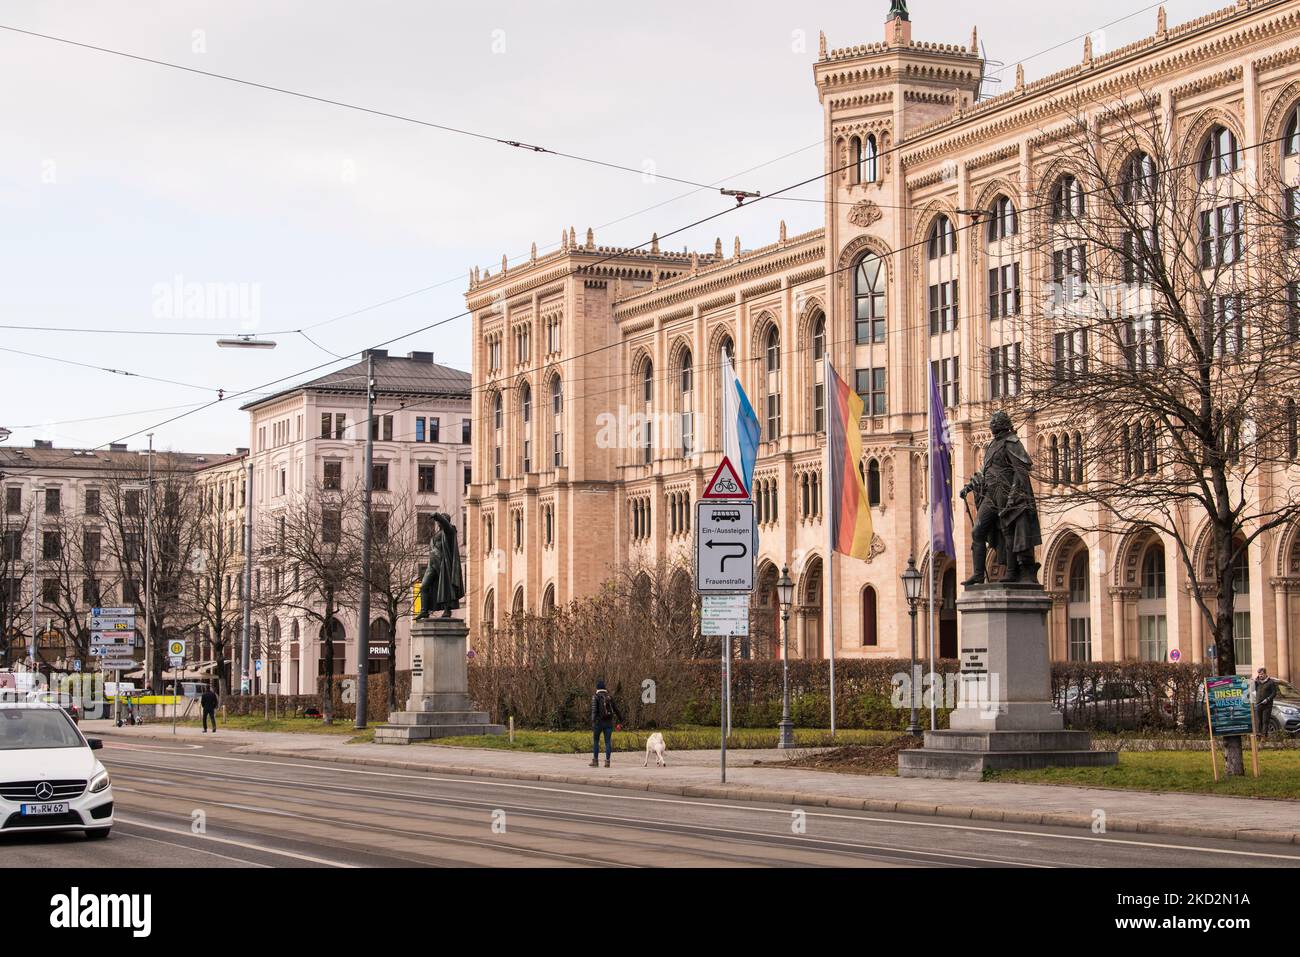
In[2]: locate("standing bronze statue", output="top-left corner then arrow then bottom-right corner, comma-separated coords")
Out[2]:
415,513 -> 464,619
959,411 -> 1042,586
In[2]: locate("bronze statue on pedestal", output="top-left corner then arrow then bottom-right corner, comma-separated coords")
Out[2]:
960,411 -> 1042,586
415,513 -> 464,619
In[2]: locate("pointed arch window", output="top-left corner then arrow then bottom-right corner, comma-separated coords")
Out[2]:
641,360 -> 654,464
861,134 -> 878,183
521,382 -> 532,473
1121,151 -> 1157,204
492,392 -> 503,480
987,195 -> 1017,242
764,326 -> 781,438
550,376 -> 564,468
1199,125 -> 1241,181
679,350 -> 694,458
1052,174 -> 1084,221
853,254 -> 886,344
928,215 -> 956,259
811,312 -> 826,433
1287,105 -> 1300,157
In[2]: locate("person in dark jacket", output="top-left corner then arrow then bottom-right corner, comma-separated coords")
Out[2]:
1256,667 -> 1279,734
200,688 -> 220,733
589,679 -> 623,768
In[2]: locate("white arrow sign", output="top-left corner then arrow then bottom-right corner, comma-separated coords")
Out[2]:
694,500 -> 755,594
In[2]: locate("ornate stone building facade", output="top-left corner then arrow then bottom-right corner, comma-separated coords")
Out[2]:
467,1 -> 1300,680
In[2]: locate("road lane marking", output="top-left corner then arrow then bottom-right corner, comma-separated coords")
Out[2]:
111,828 -> 273,867
103,752 -> 1300,863
108,761 -> 1044,867
112,815 -> 356,867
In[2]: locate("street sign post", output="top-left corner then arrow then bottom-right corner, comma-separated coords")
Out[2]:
694,501 -> 755,593
693,457 -> 757,785
167,640 -> 186,736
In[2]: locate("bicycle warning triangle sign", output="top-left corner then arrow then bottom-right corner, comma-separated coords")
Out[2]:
702,457 -> 749,499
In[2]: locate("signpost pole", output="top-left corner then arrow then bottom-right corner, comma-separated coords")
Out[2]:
721,631 -> 728,784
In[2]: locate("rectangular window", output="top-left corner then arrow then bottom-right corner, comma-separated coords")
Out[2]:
1287,187 -> 1300,249
854,368 -> 887,416
415,417 -> 426,443
82,579 -> 101,606
1,531 -> 21,562
1289,282 -> 1300,341
84,489 -> 100,516
41,578 -> 58,604
987,263 -> 1021,319
930,358 -> 959,408
1138,615 -> 1168,662
989,343 -> 1020,399
4,487 -> 20,514
1123,316 -> 1165,371
464,466 -> 472,491
1053,329 -> 1089,384
928,280 -> 958,334
322,509 -> 341,545
371,415 -> 394,442
123,532 -> 143,562
494,445 -> 502,479
323,461 -> 342,490
1203,295 -> 1244,358
1122,228 -> 1158,285
371,463 -> 389,492
42,531 -> 60,560
321,413 -> 332,438
1067,617 -> 1092,662
1052,245 -> 1088,301
83,530 -> 101,562
1200,202 -> 1244,268
427,417 -> 440,443
418,465 -> 437,494
462,419 -> 472,444
44,488 -> 61,515
1233,611 -> 1252,669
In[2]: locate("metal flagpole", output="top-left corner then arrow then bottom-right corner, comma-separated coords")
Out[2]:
824,353 -> 836,736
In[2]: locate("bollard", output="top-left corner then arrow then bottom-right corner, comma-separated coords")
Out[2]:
509,715 -> 514,744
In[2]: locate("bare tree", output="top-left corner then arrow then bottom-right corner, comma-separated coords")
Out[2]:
1009,93 -> 1300,774
35,509 -> 119,666
355,490 -> 423,715
0,499 -> 31,667
273,481 -> 361,725
102,453 -> 203,692
184,491 -> 243,695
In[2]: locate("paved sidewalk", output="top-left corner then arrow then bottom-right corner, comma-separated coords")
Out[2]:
83,721 -> 1300,847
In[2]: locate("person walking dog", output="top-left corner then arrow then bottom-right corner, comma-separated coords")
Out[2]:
589,679 -> 623,768
200,687 -> 220,734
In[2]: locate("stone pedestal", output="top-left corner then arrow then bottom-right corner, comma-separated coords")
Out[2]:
898,582 -> 1116,780
374,616 -> 505,744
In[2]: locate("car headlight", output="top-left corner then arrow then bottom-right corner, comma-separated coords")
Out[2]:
89,769 -> 111,794
1279,705 -> 1300,717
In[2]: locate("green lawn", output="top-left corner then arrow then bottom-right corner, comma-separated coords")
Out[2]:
990,749 -> 1300,800
177,715 -> 367,737
420,726 -> 903,753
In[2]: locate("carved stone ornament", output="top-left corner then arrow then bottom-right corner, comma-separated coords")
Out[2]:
848,200 -> 883,227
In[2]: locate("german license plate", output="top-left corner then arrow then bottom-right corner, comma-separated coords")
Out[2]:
21,803 -> 69,816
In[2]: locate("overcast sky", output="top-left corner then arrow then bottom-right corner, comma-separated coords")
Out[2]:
0,0 -> 1208,454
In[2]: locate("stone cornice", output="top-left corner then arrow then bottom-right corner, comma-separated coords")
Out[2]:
612,229 -> 824,321
899,1 -> 1299,170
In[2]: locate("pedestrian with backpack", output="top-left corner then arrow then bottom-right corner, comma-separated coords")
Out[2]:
590,679 -> 624,768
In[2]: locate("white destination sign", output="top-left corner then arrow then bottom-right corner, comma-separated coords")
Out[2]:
694,500 -> 755,593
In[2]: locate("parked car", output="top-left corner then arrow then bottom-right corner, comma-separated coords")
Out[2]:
24,691 -> 80,724
1060,681 -> 1174,731
0,703 -> 113,839
1263,679 -> 1300,736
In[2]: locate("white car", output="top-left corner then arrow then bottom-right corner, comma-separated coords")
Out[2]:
0,703 -> 113,839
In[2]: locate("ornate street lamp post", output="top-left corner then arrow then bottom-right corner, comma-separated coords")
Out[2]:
777,565 -> 795,749
901,556 -> 923,736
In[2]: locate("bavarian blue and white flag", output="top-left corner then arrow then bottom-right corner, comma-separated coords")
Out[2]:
721,349 -> 760,495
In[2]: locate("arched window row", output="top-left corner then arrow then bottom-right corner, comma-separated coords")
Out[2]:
1048,431 -> 1085,486
667,489 -> 692,538
1121,420 -> 1159,479
629,495 -> 652,543
850,133 -> 879,185
755,477 -> 779,527
541,501 -> 555,549
798,471 -> 823,521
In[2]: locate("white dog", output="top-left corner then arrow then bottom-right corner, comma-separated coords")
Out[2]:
643,731 -> 667,767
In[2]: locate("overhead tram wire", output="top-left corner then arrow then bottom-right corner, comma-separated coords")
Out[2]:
0,1 -> 1178,345
0,22 -> 737,194
16,72 -> 1289,472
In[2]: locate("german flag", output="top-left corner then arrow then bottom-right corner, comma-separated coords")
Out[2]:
825,356 -> 874,559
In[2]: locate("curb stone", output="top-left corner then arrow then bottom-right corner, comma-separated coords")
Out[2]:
90,729 -> 1300,847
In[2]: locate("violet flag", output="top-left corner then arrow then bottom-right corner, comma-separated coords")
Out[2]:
929,365 -> 955,559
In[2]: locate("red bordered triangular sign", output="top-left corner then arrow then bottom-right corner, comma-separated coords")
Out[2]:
702,457 -> 749,499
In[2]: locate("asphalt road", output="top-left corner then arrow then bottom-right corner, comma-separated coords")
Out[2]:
4,737 -> 1300,868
